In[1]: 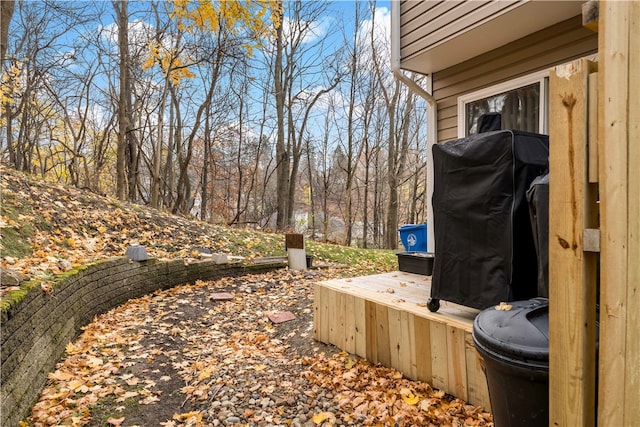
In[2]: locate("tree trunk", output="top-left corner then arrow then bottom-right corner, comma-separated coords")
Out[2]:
0,0 -> 14,65
274,1 -> 288,230
115,0 -> 129,201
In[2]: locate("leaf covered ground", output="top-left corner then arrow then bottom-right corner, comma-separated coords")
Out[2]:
0,167 -> 493,426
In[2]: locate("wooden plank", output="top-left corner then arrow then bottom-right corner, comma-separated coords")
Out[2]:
598,1 -> 638,426
429,321 -> 448,392
388,307 -> 403,373
353,296 -> 366,358
375,304 -> 391,367
414,316 -> 432,383
365,300 -> 378,363
313,284 -> 329,343
333,291 -> 346,349
327,285 -> 339,347
400,311 -> 417,379
343,294 -> 356,354
598,2 -> 640,425
548,57 -> 598,427
446,325 -> 468,403
588,72 -> 599,183
464,332 -> 491,411
624,3 -> 640,423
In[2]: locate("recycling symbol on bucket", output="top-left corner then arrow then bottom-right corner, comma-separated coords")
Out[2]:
407,233 -> 418,248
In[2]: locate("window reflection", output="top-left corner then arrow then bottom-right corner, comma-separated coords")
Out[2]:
465,83 -> 540,135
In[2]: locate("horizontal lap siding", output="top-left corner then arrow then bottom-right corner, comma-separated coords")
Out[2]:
399,1 -> 519,64
432,16 -> 597,142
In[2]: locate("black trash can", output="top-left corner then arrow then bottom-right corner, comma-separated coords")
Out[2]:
472,298 -> 549,427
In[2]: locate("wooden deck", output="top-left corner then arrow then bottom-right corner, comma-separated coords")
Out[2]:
313,271 -> 491,410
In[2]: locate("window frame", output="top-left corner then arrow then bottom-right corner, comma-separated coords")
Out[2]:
457,70 -> 549,138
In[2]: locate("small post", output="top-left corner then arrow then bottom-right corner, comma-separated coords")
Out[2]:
285,233 -> 306,270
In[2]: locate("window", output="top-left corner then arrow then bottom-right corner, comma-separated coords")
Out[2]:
458,71 -> 548,137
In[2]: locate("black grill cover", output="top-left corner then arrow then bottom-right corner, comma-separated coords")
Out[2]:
431,130 -> 549,310
527,173 -> 550,298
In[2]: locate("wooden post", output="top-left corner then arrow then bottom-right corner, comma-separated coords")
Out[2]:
598,2 -> 640,425
548,58 -> 599,427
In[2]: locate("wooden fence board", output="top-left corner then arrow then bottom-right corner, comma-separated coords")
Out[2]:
598,2 -> 640,425
548,57 -> 599,427
623,4 -> 640,422
598,3 -> 630,425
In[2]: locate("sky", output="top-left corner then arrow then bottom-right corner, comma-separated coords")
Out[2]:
6,0 -> 395,147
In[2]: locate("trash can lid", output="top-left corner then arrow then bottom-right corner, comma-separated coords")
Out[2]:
473,298 -> 549,363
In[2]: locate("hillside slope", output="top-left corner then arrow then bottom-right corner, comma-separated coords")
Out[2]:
0,165 -> 396,302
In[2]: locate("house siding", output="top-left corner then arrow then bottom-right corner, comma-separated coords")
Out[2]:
399,0 -> 520,64
432,16 -> 597,142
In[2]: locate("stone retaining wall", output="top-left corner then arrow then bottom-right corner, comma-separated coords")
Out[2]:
0,257 -> 283,426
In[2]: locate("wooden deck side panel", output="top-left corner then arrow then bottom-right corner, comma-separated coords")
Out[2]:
343,293 -> 356,354
365,300 -> 378,363
387,307 -> 403,373
314,272 -> 490,409
428,320 -> 449,393
464,331 -> 489,408
446,325 -> 468,403
313,284 -> 330,344
332,291 -> 347,350
353,296 -> 366,357
399,310 -> 417,379
414,315 -> 433,383
375,303 -> 392,367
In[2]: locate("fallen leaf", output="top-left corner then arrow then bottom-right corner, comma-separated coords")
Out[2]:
312,412 -> 334,424
139,395 -> 160,405
399,388 -> 420,405
107,417 -> 125,426
495,302 -> 513,311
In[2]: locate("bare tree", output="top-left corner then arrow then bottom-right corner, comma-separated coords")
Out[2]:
2,1 -> 96,174
114,0 -> 131,200
369,3 -> 417,249
273,0 -> 287,230
271,0 -> 341,231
